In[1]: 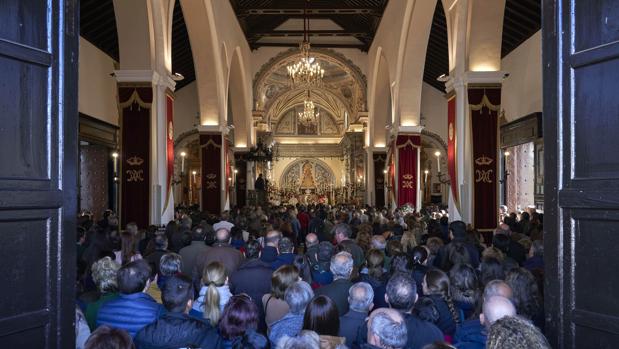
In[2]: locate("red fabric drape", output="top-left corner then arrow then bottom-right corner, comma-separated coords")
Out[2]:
164,94 -> 174,212
200,134 -> 222,214
396,135 -> 420,207
447,96 -> 459,208
120,87 -> 152,228
469,88 -> 501,230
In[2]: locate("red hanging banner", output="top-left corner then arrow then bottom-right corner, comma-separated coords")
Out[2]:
164,93 -> 174,213
396,135 -> 421,207
469,88 -> 501,230
447,96 -> 459,209
200,134 -> 222,214
119,87 -> 152,228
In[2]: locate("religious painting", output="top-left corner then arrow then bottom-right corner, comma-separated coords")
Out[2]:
433,183 -> 442,193
300,162 -> 317,188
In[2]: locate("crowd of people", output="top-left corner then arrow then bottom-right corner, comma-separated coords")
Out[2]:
75,204 -> 549,349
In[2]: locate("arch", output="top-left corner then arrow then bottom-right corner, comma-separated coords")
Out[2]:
253,48 -> 367,119
396,0 -> 437,127
113,0 -> 163,70
266,87 -> 350,127
420,129 -> 448,153
180,0 -> 225,126
227,47 -> 252,147
369,48 -> 392,148
279,158 -> 336,188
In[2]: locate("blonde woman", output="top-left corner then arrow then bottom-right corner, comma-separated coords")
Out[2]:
190,261 -> 232,325
400,230 -> 418,253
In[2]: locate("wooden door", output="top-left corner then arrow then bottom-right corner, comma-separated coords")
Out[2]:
0,0 -> 78,347
544,0 -> 619,347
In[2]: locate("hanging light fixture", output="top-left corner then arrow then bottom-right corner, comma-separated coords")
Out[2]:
287,0 -> 324,87
298,89 -> 319,127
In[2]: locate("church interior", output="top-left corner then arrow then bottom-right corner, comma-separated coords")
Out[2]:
2,0 -> 619,348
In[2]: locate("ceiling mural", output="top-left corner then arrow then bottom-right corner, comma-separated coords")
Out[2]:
274,105 -> 341,136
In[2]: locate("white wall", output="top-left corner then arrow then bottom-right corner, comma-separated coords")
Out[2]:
174,81 -> 199,138
421,82 -> 448,142
501,30 -> 542,122
78,37 -> 119,125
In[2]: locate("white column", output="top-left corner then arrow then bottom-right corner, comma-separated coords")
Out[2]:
365,147 -> 374,206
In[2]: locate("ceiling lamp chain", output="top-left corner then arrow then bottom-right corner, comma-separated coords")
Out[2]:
287,0 -> 324,87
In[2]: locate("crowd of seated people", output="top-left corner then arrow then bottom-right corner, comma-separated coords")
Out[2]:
75,204 -> 548,349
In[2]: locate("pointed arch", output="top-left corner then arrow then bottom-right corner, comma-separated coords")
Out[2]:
227,47 -> 252,148
369,48 -> 393,148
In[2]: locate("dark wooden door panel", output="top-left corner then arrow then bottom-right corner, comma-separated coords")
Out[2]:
0,0 -> 78,347
545,0 -> 619,347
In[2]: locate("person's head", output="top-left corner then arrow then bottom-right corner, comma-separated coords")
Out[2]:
366,248 -> 385,279
117,259 -> 152,294
159,252 -> 182,277
162,274 -> 194,313
334,223 -> 352,243
284,281 -> 314,315
219,294 -> 259,340
277,330 -> 320,349
529,240 -> 543,258
265,230 -> 282,248
215,228 -> 231,244
426,237 -> 444,255
449,263 -> 480,305
480,296 -> 516,330
91,256 -> 120,293
447,243 -> 471,267
279,237 -> 294,254
125,222 -> 139,236
423,268 -> 450,297
386,240 -> 403,257
305,233 -> 318,248
486,316 -> 551,349
479,257 -> 506,286
154,234 -> 168,251
390,253 -> 413,275
483,280 -> 513,301
271,264 -> 300,299
385,273 -> 417,312
317,241 -> 335,262
119,231 -> 136,265
192,225 -> 206,242
371,235 -> 387,250
420,343 -> 456,349
330,251 -> 354,280
348,282 -> 374,313
85,326 -> 134,349
302,295 -> 340,336
411,246 -> 428,266
202,261 -> 228,325
505,268 -> 541,320
244,239 -> 261,259
367,308 -> 407,349
448,220 -> 467,240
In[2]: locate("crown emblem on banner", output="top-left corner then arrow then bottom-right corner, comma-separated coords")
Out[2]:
475,155 -> 493,166
126,156 -> 144,166
206,173 -> 217,180
402,174 -> 414,180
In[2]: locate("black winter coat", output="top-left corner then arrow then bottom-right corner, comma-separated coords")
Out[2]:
134,312 -> 213,349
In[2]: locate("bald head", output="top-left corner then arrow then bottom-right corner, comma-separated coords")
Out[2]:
305,233 -> 318,248
483,280 -> 513,301
215,228 -> 230,243
265,230 -> 281,248
481,296 -> 516,329
367,308 -> 407,349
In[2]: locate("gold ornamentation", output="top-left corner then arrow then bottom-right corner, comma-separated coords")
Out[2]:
206,173 -> 217,180
475,155 -> 493,166
126,156 -> 144,166
402,173 -> 414,189
475,169 -> 493,183
206,181 -> 217,189
449,122 -> 454,141
168,121 -> 174,140
126,169 -> 144,182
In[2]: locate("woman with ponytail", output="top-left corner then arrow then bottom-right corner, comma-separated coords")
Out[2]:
411,246 -> 429,297
191,261 -> 232,325
418,268 -> 461,338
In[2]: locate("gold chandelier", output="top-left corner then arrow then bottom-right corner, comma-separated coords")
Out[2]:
287,0 -> 324,87
298,90 -> 319,127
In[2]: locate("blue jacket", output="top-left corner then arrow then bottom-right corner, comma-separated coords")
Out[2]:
97,292 -> 165,337
453,319 -> 486,349
271,253 -> 296,270
268,312 -> 304,346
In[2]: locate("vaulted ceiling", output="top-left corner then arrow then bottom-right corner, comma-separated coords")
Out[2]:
79,0 -> 541,92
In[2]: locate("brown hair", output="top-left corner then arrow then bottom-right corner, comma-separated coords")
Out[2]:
85,325 -> 134,349
424,268 -> 460,324
302,295 -> 340,336
271,264 -> 299,299
366,249 -> 385,279
120,231 -> 137,265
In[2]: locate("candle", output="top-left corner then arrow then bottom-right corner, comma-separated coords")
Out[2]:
112,152 -> 119,174
180,151 -> 187,173
434,151 -> 441,172
424,169 -> 429,182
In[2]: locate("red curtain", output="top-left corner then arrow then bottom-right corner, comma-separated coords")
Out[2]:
164,94 -> 174,212
200,134 -> 222,214
119,87 -> 152,228
447,96 -> 459,208
396,135 -> 420,207
469,88 -> 501,230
